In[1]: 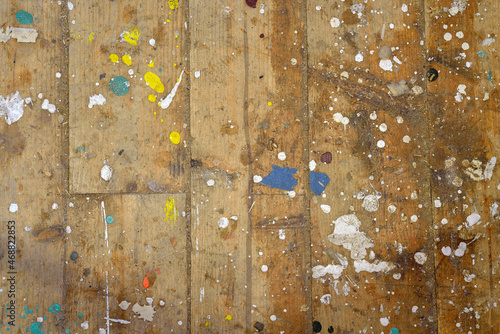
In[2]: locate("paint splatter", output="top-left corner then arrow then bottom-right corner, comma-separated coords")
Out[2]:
142,276 -> 150,288
87,32 -> 94,42
320,152 -> 332,164
0,92 -> 24,124
260,165 -> 298,191
148,94 -> 156,102
144,71 -> 165,93
310,171 -> 330,195
132,303 -> 156,321
122,54 -> 132,66
109,54 -> 119,63
48,303 -> 61,314
168,0 -> 179,10
169,131 -> 181,144
246,0 -> 258,8
30,322 -> 44,334
160,70 -> 184,109
88,94 -> 106,108
109,76 -> 130,96
120,27 -> 141,45
0,27 -> 38,43
390,327 -> 400,334
16,10 -> 34,25
312,321 -> 322,333
164,196 -> 178,225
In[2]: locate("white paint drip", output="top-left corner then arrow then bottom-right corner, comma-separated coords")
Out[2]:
320,294 -> 331,305
312,264 -> 346,279
354,260 -> 395,273
200,287 -> 205,302
160,70 -> 184,109
101,201 -> 110,333
104,318 -> 131,324
279,229 -> 286,240
88,94 -> 106,108
0,92 -> 24,124
484,157 -> 496,180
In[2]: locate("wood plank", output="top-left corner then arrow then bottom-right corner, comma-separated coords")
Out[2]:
0,1 -> 68,333
307,0 -> 437,332
64,194 -> 187,333
69,0 -> 189,194
425,0 -> 500,331
189,1 -> 250,331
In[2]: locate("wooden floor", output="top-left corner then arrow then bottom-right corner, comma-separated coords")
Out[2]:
1,0 -> 499,333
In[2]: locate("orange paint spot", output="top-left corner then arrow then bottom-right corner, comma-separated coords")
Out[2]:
142,276 -> 150,288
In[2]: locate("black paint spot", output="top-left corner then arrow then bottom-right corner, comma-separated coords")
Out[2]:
426,68 -> 438,82
254,321 -> 264,331
259,75 -> 263,79
321,152 -> 332,164
260,33 -> 265,38
99,73 -> 107,80
118,149 -> 124,155
328,326 -> 334,333
246,0 -> 257,8
313,320 -> 322,333
70,252 -> 78,261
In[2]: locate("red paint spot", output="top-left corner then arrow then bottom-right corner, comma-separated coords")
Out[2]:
321,152 -> 332,164
260,34 -> 264,38
246,0 -> 257,8
142,276 -> 150,289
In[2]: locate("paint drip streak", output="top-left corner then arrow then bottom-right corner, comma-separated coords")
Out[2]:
243,19 -> 253,332
101,201 -> 110,333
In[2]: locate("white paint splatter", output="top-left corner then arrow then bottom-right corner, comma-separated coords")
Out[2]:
41,99 -> 56,113
320,204 -> 331,214
320,294 -> 331,305
218,217 -> 229,229
328,214 -> 374,260
442,246 -> 452,256
278,152 -> 287,161
333,112 -> 349,125
379,59 -> 393,71
88,94 -> 106,108
194,71 -> 201,78
454,242 -> 467,257
414,252 -> 427,265
330,17 -> 340,28
484,157 -> 496,180
149,38 -> 155,47
355,53 -> 363,62
362,194 -> 379,212
104,318 -> 131,324
66,226 -> 71,234
401,4 -> 408,12
312,264 -> 346,279
354,260 -> 395,273
253,175 -> 262,183
0,27 -> 38,43
160,70 -> 184,109
68,2 -> 74,10
466,212 -> 481,228
206,179 -> 215,186
309,160 -> 317,171
132,303 -> 156,321
261,265 -> 268,272
119,301 -> 131,310
81,321 -> 89,330
0,92 -> 24,124
444,32 -> 453,41
278,229 -> 286,240
380,317 -> 390,326
100,165 -> 113,181
9,203 -> 18,213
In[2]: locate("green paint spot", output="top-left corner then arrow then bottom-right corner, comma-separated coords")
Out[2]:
109,76 -> 130,96
477,51 -> 485,57
16,10 -> 34,25
106,216 -> 114,224
48,303 -> 61,314
30,322 -> 44,334
390,328 -> 399,334
78,313 -> 83,318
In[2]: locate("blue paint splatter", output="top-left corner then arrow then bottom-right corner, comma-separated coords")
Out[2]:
109,76 -> 130,96
309,171 -> 330,195
30,322 -> 44,334
16,10 -> 33,25
260,165 -> 298,191
106,216 -> 114,224
477,50 -> 485,57
48,303 -> 61,314
390,328 -> 399,334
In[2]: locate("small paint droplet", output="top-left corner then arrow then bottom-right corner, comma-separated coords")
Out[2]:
121,27 -> 141,45
70,252 -> 78,261
168,0 -> 179,10
218,217 -> 229,229
310,171 -> 330,195
16,10 -> 34,25
268,101 -> 272,106
246,0 -> 258,8
147,60 -> 155,68
379,123 -> 387,132
377,140 -> 385,148
109,54 -> 119,63
253,175 -> 262,183
207,179 -> 215,186
427,68 -> 439,81
390,327 -> 399,334
9,203 -> 18,213
144,71 -> 165,93
321,152 -> 332,164
149,38 -> 156,47
48,303 -> 61,314
122,54 -> 132,66
261,265 -> 268,272
320,204 -> 331,213
106,216 -> 114,224
277,152 -> 286,161
312,321 -> 322,333
462,42 -> 470,50
330,17 -> 340,28
169,131 -> 181,144
142,276 -> 150,288
78,312 -> 83,318
148,94 -> 156,102
270,314 -> 276,321
109,76 -> 130,96
444,32 -> 452,41
225,315 -> 232,321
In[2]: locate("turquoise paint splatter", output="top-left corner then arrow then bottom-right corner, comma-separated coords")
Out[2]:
30,322 -> 44,334
477,51 -> 485,57
78,312 -> 83,318
77,146 -> 85,152
390,328 -> 399,334
48,303 -> 61,314
65,329 -> 70,333
309,171 -> 330,195
16,10 -> 34,25
106,216 -> 114,224
260,165 -> 298,191
487,70 -> 493,83
109,76 -> 130,96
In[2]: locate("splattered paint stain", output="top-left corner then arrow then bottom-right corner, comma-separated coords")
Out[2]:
30,322 -> 44,333
109,76 -> 130,96
164,196 -> 178,225
310,171 -> 330,195
16,10 -> 34,25
109,54 -> 119,63
48,303 -> 61,314
120,27 -> 141,45
169,131 -> 180,144
122,54 -> 132,66
144,71 -> 165,93
260,165 -> 298,191
246,0 -> 258,8
168,0 -> 179,10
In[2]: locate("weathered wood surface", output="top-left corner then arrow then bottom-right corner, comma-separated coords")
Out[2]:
0,0 -> 499,333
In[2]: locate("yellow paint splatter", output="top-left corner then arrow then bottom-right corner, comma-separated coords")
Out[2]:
121,27 -> 141,46
144,71 -> 165,93
148,94 -> 156,102
164,196 -> 178,225
169,131 -> 180,145
122,54 -> 132,66
205,321 -> 211,327
87,32 -> 94,42
268,101 -> 272,106
168,0 -> 179,10
225,315 -> 232,321
109,54 -> 119,63
147,60 -> 155,68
